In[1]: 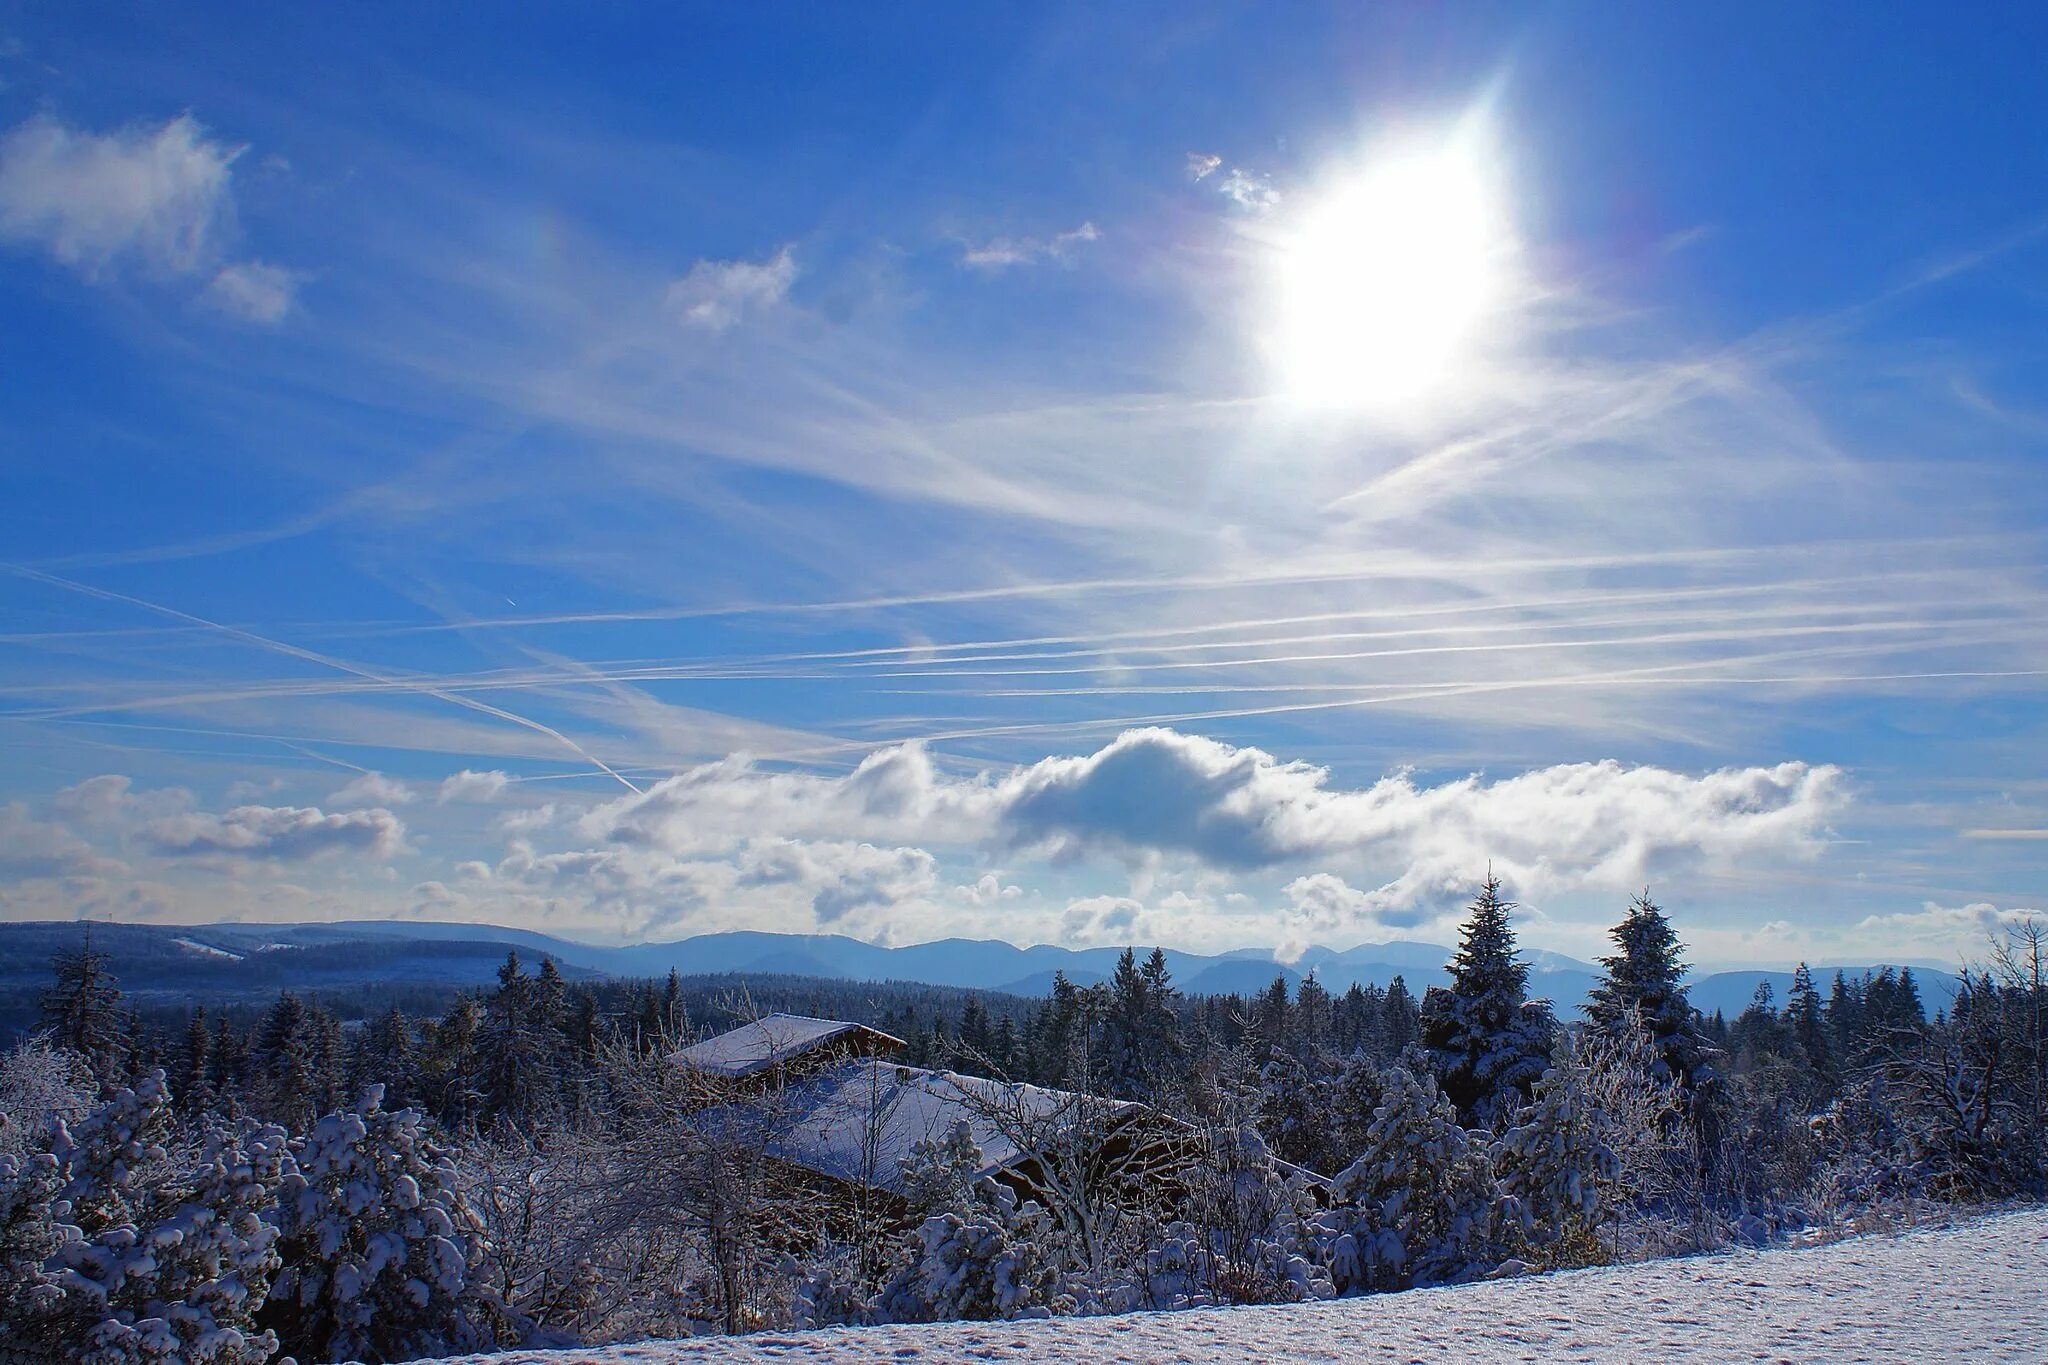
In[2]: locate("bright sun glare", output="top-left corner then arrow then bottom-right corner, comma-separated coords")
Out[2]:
1269,133 -> 1512,411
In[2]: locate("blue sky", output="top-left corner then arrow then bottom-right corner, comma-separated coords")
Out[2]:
1,3 -> 2044,967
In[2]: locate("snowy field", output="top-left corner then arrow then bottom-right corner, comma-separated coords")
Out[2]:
422,1207 -> 2048,1364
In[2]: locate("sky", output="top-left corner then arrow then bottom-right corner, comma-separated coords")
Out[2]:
1,3 -> 2044,969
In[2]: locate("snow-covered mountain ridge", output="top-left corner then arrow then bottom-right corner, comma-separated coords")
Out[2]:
416,1208 -> 2048,1364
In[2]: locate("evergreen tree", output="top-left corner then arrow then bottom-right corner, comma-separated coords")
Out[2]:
1787,962 -> 1832,1089
1584,892 -> 1714,1093
178,1005 -> 217,1117
265,1085 -> 507,1361
1379,976 -> 1419,1060
478,952 -> 556,1129
1418,875 -> 1555,1125
1321,1066 -> 1500,1292
252,993 -> 322,1130
40,926 -> 125,1090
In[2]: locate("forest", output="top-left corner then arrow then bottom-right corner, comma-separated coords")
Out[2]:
2,881 -> 2043,1363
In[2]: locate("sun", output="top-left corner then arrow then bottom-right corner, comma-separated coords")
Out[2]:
1268,132 -> 1513,411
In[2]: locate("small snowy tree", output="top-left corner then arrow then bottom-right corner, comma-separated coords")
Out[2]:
1320,1066 -> 1500,1293
264,1085 -> 507,1363
0,1144 -> 69,1357
1494,1052 -> 1620,1269
0,1037 -> 96,1158
7,1072 -> 290,1364
876,1179 -> 1067,1323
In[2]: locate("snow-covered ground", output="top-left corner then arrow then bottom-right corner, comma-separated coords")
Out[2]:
422,1208 -> 2048,1363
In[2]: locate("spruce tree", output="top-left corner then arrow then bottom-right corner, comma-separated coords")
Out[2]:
1418,874 -> 1554,1125
1585,892 -> 1714,1093
40,925 -> 125,1090
1379,976 -> 1419,1060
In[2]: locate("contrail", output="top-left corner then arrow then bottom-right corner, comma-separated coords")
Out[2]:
0,564 -> 645,794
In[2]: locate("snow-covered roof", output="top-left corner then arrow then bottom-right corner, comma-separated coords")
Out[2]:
693,1059 -> 1142,1193
673,1014 -> 905,1078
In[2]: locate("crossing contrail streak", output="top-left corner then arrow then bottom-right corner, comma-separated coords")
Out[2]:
0,565 -> 646,794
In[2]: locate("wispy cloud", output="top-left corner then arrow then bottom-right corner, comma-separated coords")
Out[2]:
203,259 -> 300,322
0,113 -> 238,276
960,221 -> 1100,271
665,245 -> 796,330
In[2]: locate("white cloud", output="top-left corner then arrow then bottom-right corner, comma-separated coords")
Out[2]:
585,742 -> 997,853
0,801 -> 103,878
144,802 -> 406,861
1186,152 -> 1222,181
590,729 -> 1841,887
998,729 -> 1844,885
578,728 -> 1841,950
0,113 -> 238,277
1215,165 -> 1279,212
203,259 -> 298,323
1856,901 -> 2042,956
665,245 -> 796,330
329,772 -> 417,809
960,222 -> 1100,271
439,769 -> 512,803
733,837 -> 939,925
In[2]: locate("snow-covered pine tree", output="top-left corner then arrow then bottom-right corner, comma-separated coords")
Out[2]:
0,1142 -> 69,1356
875,1184 -> 1067,1323
264,1085 -> 507,1363
40,1072 -> 289,1364
1379,976 -> 1419,1060
1494,1051 -> 1620,1270
1419,875 -> 1554,1125
1320,1065 -> 1500,1293
898,1119 -> 987,1220
1584,892 -> 1715,1095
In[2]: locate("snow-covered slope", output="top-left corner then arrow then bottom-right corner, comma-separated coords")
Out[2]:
421,1209 -> 2048,1363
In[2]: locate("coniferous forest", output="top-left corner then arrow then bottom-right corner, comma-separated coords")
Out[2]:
3,883 -> 2044,1362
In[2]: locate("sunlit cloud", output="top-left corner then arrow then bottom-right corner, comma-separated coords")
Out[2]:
665,245 -> 796,330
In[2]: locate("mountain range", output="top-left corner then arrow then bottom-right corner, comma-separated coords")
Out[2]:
0,918 -> 1961,1031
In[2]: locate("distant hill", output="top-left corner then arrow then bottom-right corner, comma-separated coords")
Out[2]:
0,919 -> 1960,1038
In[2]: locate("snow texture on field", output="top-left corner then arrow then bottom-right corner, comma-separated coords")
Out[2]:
419,1208 -> 2048,1363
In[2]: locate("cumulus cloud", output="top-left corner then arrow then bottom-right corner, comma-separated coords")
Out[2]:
584,728 -> 1843,943
0,112 -> 298,318
439,769 -> 511,804
1856,901 -> 2042,955
203,259 -> 299,323
1059,894 -> 1143,946
666,245 -> 796,330
585,742 -> 997,853
0,113 -> 237,276
329,772 -> 417,809
1000,729 -> 1843,885
0,801 -> 104,879
734,838 -> 939,924
1186,152 -> 1222,181
960,222 -> 1100,271
144,803 -> 406,861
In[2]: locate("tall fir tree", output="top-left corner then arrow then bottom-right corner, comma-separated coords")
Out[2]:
40,925 -> 126,1090
1418,874 -> 1554,1125
1585,891 -> 1714,1093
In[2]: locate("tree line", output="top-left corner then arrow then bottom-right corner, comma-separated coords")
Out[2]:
4,885 -> 2046,1360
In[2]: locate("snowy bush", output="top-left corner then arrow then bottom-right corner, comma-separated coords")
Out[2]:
875,1181 -> 1069,1324
1320,1066 -> 1502,1293
264,1084 -> 509,1363
0,1038 -> 96,1158
0,1072 -> 288,1364
1494,1054 -> 1621,1269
